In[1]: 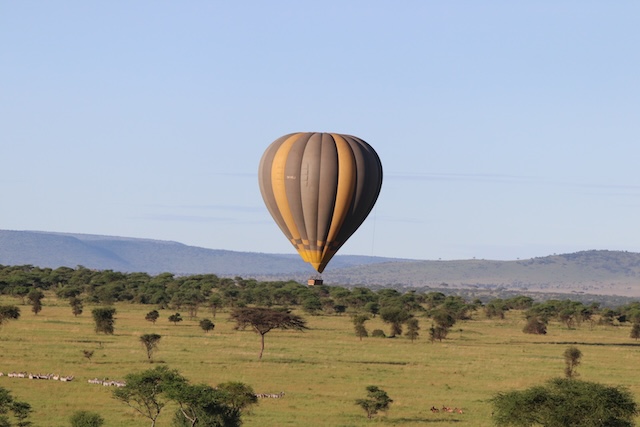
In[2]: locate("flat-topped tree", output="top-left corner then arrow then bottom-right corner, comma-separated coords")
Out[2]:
230,307 -> 308,360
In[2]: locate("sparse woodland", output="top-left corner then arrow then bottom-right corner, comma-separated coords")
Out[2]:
2,264 -> 640,425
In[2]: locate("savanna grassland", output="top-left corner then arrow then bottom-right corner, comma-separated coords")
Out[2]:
2,296 -> 640,427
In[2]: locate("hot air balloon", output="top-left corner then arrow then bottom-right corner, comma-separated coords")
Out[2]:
258,132 -> 383,273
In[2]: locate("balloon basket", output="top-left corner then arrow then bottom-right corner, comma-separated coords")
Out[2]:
307,277 -> 323,286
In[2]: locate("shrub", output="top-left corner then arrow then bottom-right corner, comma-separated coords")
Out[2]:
492,378 -> 638,427
523,317 -> 547,335
70,410 -> 104,427
371,329 -> 386,338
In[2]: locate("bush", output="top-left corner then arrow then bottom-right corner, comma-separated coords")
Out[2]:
371,329 -> 386,338
523,317 -> 547,335
70,410 -> 104,427
200,318 -> 215,333
492,378 -> 638,427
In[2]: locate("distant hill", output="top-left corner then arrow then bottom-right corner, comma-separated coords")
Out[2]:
0,230 -> 398,276
309,250 -> 640,296
2,230 -> 640,296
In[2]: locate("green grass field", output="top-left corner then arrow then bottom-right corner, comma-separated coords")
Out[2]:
1,296 -> 640,426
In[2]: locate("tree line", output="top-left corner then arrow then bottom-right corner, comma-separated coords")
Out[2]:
4,264 -> 640,342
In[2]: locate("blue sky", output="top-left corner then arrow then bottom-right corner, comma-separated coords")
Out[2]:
2,2 -> 639,263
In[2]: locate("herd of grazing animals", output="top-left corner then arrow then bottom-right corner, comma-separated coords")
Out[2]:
0,372 -> 127,386
1,372 -> 286,398
1,372 -> 75,381
255,391 -> 285,399
87,378 -> 127,387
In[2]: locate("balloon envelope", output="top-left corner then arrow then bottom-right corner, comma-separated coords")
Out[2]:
258,132 -> 383,273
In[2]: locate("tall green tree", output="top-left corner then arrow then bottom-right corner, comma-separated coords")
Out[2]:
230,307 -> 308,360
491,378 -> 638,427
91,307 -> 116,334
355,385 -> 393,419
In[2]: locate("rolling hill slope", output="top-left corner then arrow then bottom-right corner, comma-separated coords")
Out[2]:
2,230 -> 640,296
0,230 -> 397,276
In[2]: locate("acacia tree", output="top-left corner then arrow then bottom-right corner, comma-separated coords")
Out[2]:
631,322 -> 640,340
113,366 -> 187,427
145,310 -> 159,324
379,306 -> 411,337
69,297 -> 83,317
0,305 -> 20,326
491,378 -> 637,427
27,288 -> 44,315
230,307 -> 308,360
199,319 -> 215,334
430,308 -> 456,339
92,308 -> 116,334
208,295 -> 223,318
563,346 -> 582,379
140,334 -> 162,362
429,323 -> 448,342
405,317 -> 420,342
216,381 -> 258,414
167,383 -> 242,427
0,385 -> 32,427
114,366 -> 249,427
355,385 -> 393,419
485,298 -> 508,319
353,314 -> 369,341
168,313 -> 183,326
